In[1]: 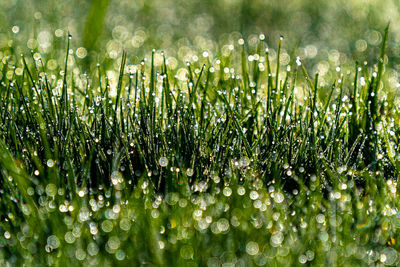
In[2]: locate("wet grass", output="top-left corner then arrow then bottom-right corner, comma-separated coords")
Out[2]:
0,26 -> 400,266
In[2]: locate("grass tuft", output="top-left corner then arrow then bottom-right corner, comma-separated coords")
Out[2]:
0,26 -> 400,266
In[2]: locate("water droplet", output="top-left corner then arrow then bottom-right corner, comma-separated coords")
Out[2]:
180,245 -> 194,260
159,156 -> 168,167
316,214 -> 325,224
79,207 -> 90,222
87,242 -> 99,256
380,254 -> 387,263
250,191 -> 259,200
299,255 -> 307,264
237,186 -> 246,195
75,248 -> 86,261
318,231 -> 329,242
239,156 -> 250,167
107,236 -> 121,250
47,159 -> 54,168
274,192 -> 285,203
45,183 -> 57,197
119,218 -> 131,231
246,241 -> 259,255
4,231 -> 11,239
381,247 -> 397,265
47,235 -> 60,249
186,168 -> 194,177
116,250 -> 125,260
216,218 -> 228,232
111,171 -> 123,185
270,231 -> 284,246
296,57 -> 301,66
306,250 -> 315,261
101,220 -> 113,232
64,232 -> 75,244
223,187 -> 232,197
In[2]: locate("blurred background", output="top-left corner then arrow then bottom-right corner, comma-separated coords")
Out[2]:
1,0 -> 400,72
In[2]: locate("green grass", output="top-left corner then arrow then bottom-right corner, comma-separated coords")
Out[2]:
0,26 -> 400,266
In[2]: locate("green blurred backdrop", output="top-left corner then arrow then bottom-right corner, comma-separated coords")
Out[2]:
1,0 -> 400,68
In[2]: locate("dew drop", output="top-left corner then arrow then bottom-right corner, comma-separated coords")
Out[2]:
64,232 -> 75,244
250,191 -> 259,200
116,250 -> 125,260
223,187 -> 232,197
107,236 -> 121,250
274,192 -> 285,203
316,214 -> 325,224
159,156 -> 168,167
381,247 -> 397,265
270,231 -> 284,246
47,159 -> 54,168
246,241 -> 259,255
4,231 -> 11,239
296,57 -> 301,66
180,245 -> 194,260
299,255 -> 307,264
87,242 -> 99,256
47,235 -> 60,249
75,248 -> 86,261
186,168 -> 194,177
239,156 -> 250,167
237,186 -> 246,196
45,183 -> 57,197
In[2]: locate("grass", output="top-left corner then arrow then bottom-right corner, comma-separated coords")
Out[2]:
0,25 -> 400,266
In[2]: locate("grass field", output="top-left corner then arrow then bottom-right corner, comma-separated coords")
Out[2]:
1,1 -> 400,266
